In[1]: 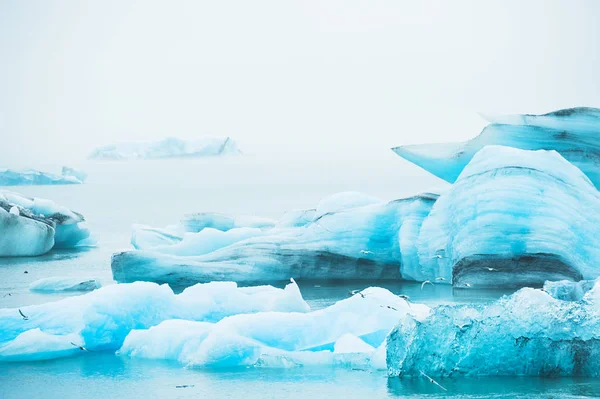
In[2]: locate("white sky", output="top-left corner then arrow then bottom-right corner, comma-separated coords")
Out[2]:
0,0 -> 599,164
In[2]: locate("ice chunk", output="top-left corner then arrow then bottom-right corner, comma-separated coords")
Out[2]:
182,212 -> 275,233
61,166 -> 87,183
392,107 -> 600,189
543,279 -> 595,301
0,168 -> 82,186
29,277 -> 101,292
111,192 -> 438,285
413,146 -> 600,287
0,206 -> 54,256
88,136 -> 242,160
119,287 -> 427,368
387,280 -> 600,377
131,224 -> 183,250
314,191 -> 382,220
0,280 -> 308,361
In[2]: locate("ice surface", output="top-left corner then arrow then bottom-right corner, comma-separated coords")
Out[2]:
0,191 -> 93,255
112,192 -> 438,284
392,107 -> 600,188
0,168 -> 82,186
543,279 -> 595,301
182,213 -> 275,233
88,136 -> 242,160
29,277 -> 101,292
119,287 -> 427,369
61,166 -> 87,183
387,279 -> 600,377
0,280 -> 308,361
413,146 -> 600,287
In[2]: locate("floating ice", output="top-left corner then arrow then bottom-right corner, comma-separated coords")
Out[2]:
392,107 -> 600,189
0,280 -> 308,362
0,168 -> 82,186
182,213 -> 275,233
0,191 -> 93,256
29,277 -> 101,293
61,166 -> 87,183
88,136 -> 242,160
413,146 -> 600,287
119,287 -> 427,369
387,279 -> 600,377
111,192 -> 438,285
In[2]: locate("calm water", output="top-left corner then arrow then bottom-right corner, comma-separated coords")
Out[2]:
1,158 -> 597,398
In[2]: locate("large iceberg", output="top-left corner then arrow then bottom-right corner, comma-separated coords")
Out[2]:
88,136 -> 242,160
0,280 -> 308,361
412,145 -> 600,287
0,191 -> 93,256
119,287 -> 428,369
0,168 -> 83,186
392,107 -> 600,189
111,192 -> 438,285
387,278 -> 600,377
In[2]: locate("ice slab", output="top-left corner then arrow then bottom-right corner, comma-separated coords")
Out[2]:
112,192 -> 438,285
0,168 -> 82,186
0,280 -> 308,362
29,277 -> 101,292
88,136 -> 242,160
413,146 -> 600,287
392,107 -> 600,189
119,287 -> 428,369
387,279 -> 600,377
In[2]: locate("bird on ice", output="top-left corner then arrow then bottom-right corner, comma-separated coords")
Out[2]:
18,309 -> 28,320
432,254 -> 443,259
485,267 -> 498,271
421,280 -> 434,290
359,250 -> 374,255
435,277 -> 446,282
349,289 -> 366,298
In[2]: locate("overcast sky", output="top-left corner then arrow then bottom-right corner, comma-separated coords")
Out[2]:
1,0 -> 599,164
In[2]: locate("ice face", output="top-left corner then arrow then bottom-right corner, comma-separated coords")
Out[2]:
61,166 -> 87,183
392,107 -> 600,189
111,192 -> 438,285
0,168 -> 82,186
0,191 -> 93,255
88,136 -> 242,160
387,279 -> 600,377
119,287 -> 427,369
29,277 -> 101,292
0,280 -> 308,361
413,146 -> 600,287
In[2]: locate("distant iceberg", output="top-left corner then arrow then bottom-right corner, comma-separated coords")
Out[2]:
387,278 -> 600,377
88,136 -> 242,160
392,107 -> 600,189
0,191 -> 93,256
0,280 -> 310,362
0,168 -> 83,186
61,166 -> 87,183
111,191 -> 438,285
29,277 -> 101,293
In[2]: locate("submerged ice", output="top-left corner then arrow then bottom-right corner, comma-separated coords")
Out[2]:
0,191 -> 93,256
88,136 -> 242,160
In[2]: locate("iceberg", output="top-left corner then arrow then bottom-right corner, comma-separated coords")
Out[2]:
29,277 -> 101,293
61,166 -> 87,183
392,107 -> 600,189
111,192 -> 438,285
119,287 -> 428,369
412,145 -> 600,287
88,136 -> 242,160
0,191 -> 93,256
0,168 -> 82,186
387,279 -> 600,377
542,279 -> 595,301
0,280 -> 308,362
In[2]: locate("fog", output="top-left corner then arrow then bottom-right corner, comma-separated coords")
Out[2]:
1,0 -> 599,165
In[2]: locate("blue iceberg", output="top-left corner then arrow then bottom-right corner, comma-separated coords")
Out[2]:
387,278 -> 600,377
88,136 -> 242,160
0,168 -> 83,186
29,277 -> 101,293
413,145 -> 600,287
0,191 -> 94,256
392,107 -> 600,189
111,192 -> 438,285
0,280 -> 308,361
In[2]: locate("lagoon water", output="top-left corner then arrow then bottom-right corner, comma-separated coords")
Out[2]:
1,156 -> 599,398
